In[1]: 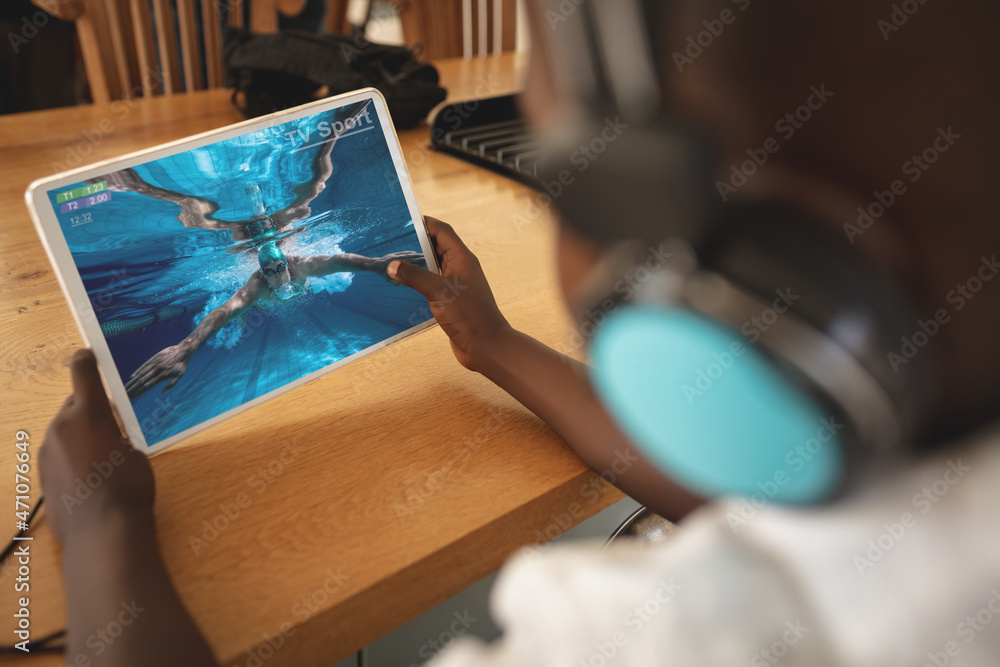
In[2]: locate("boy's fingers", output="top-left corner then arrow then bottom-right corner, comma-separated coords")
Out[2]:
423,216 -> 447,236
70,349 -> 108,408
424,217 -> 470,253
389,259 -> 445,297
58,394 -> 74,413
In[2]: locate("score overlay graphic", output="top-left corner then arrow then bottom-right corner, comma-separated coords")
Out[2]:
57,180 -> 111,216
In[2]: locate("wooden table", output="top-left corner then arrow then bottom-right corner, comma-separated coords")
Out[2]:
0,53 -> 623,666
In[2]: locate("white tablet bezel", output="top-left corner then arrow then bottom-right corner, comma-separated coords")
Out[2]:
25,88 -> 439,455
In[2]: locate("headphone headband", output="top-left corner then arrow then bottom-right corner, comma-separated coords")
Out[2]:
534,0 -> 929,502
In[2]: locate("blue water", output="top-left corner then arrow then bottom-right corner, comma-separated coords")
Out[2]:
49,100 -> 431,448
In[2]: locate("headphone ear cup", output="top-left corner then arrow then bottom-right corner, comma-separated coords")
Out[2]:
700,202 -> 930,444
590,306 -> 846,503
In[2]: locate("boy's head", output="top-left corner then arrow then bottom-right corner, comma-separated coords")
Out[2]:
523,0 -> 1000,442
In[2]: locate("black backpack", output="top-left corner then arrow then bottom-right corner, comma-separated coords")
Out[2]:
224,28 -> 447,128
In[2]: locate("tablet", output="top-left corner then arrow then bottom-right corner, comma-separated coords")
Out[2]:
26,88 -> 439,454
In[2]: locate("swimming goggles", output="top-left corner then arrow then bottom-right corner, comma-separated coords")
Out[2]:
263,262 -> 286,277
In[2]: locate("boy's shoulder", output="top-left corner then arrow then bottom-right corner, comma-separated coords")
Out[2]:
722,423 -> 1000,666
435,425 -> 1000,667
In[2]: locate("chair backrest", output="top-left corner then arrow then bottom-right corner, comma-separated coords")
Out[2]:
31,0 -> 351,103
397,0 -> 519,61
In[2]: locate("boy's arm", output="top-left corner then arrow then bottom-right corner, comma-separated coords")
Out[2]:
470,331 -> 704,519
389,218 -> 703,521
40,351 -> 218,667
61,512 -> 218,667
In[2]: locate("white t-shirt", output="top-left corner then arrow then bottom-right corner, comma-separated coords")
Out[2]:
432,423 -> 1000,666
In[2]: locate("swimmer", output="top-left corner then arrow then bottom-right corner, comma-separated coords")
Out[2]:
93,101 -> 372,243
124,242 -> 424,399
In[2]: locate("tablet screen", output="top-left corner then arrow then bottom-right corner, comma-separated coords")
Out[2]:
37,95 -> 434,452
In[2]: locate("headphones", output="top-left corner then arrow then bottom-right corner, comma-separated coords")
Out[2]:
535,0 -> 932,503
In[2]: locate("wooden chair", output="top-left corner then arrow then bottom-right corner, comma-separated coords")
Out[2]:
30,0 -> 352,104
397,0 -> 519,61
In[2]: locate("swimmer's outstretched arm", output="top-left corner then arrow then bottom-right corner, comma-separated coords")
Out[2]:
93,168 -> 244,231
271,101 -> 373,228
296,250 -> 425,279
125,276 -> 269,399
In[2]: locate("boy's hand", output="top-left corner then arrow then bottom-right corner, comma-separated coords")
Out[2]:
388,217 -> 512,373
370,250 -> 425,284
39,349 -> 155,545
372,251 -> 425,274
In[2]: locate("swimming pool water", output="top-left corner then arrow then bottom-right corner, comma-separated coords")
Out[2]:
49,101 -> 431,448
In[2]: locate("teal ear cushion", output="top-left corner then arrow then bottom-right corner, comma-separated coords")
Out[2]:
590,307 -> 844,503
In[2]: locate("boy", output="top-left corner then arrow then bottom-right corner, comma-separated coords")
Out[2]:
38,0 -> 1000,664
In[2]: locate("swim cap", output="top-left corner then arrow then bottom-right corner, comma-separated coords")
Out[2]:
258,242 -> 286,269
